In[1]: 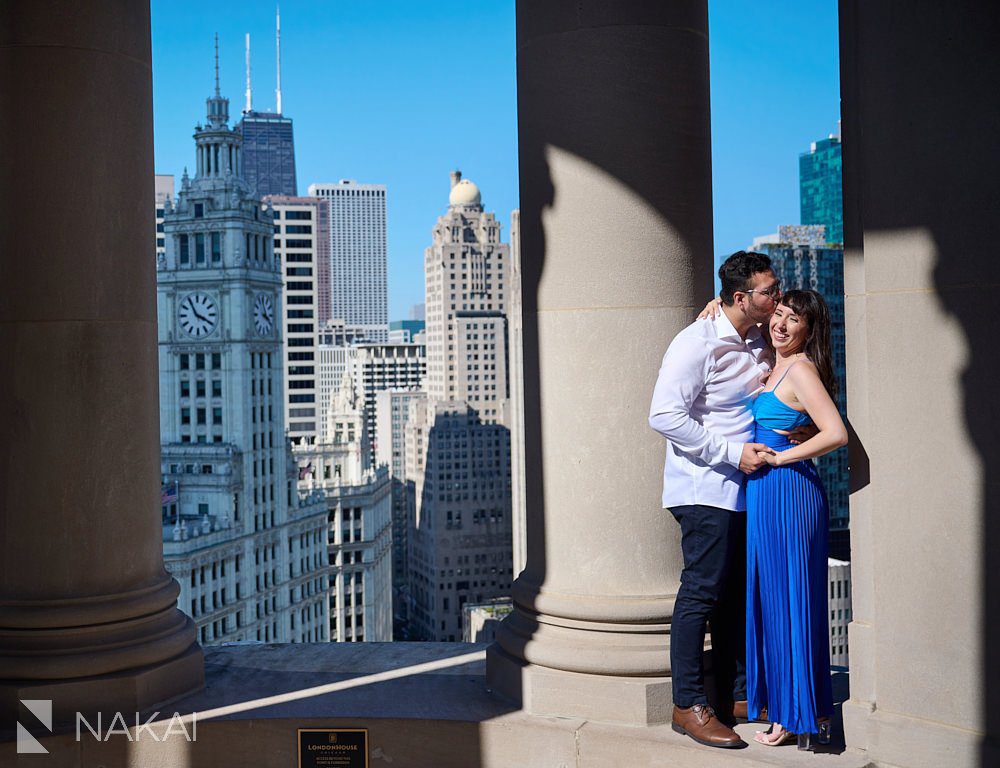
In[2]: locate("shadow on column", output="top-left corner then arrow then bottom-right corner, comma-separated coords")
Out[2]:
925,13 -> 1000,757
489,0 -> 715,718
840,1 -> 1000,765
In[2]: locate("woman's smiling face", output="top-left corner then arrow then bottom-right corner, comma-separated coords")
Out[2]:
769,302 -> 809,355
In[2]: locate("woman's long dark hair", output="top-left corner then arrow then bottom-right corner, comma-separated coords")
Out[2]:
780,289 -> 838,401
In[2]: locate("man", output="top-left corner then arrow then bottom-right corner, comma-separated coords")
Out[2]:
648,251 -> 782,749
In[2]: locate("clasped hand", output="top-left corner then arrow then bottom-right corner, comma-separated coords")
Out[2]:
739,442 -> 775,474
757,450 -> 780,467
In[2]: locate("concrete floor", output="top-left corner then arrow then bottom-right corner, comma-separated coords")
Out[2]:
0,643 -> 873,767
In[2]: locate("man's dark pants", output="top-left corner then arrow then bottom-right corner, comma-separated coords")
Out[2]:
669,503 -> 746,709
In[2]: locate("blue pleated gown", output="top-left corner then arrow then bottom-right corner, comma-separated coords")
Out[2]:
745,385 -> 833,735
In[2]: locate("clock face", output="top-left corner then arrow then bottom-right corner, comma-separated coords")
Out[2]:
254,293 -> 274,336
177,293 -> 218,338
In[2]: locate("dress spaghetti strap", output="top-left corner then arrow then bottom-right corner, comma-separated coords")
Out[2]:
767,359 -> 802,392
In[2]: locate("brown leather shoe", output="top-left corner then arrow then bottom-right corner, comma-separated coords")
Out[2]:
732,701 -> 767,723
672,704 -> 746,749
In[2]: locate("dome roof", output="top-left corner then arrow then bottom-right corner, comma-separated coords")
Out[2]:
449,179 -> 481,206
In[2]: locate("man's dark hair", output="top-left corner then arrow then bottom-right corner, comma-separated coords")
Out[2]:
718,251 -> 772,305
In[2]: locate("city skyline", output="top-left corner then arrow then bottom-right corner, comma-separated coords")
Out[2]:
3,4 -> 991,764
151,0 -> 840,319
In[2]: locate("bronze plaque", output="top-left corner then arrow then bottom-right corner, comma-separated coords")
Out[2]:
297,729 -> 369,768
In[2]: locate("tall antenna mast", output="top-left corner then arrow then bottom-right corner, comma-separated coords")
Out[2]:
214,33 -> 221,96
275,5 -> 283,114
245,33 -> 252,113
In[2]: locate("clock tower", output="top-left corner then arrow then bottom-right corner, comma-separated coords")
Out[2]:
156,43 -> 328,646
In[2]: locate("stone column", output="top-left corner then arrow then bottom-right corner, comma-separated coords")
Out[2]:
487,0 -> 714,724
0,1 -> 203,723
839,2 -> 1000,766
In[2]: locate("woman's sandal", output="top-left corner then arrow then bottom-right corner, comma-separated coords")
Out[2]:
754,724 -> 796,746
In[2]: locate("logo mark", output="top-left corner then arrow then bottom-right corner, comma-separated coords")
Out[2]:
17,699 -> 52,754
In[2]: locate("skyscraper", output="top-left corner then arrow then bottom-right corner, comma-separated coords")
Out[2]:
800,128 -> 843,244
308,180 -> 389,342
388,319 -> 425,344
237,11 -> 298,198
238,113 -> 298,197
799,125 -> 847,556
404,171 -> 514,641
375,388 -> 427,638
155,174 -> 174,261
158,49 -> 329,645
349,342 -> 427,466
424,171 -> 510,421
268,195 -> 329,444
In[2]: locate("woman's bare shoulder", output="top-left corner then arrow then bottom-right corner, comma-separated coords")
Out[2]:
795,356 -> 819,372
786,357 -> 821,383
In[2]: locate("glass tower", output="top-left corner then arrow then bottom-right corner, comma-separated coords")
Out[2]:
799,135 -> 843,244
237,111 -> 298,198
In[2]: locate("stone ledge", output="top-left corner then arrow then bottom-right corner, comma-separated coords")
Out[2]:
0,643 -> 873,768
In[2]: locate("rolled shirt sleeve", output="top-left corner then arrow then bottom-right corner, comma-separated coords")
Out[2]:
648,336 -> 743,469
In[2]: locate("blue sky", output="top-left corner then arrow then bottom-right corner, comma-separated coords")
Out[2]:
151,1 -> 840,319
708,0 -> 841,270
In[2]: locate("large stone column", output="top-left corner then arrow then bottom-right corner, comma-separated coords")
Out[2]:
487,0 -> 714,724
0,1 -> 203,723
839,2 -> 1000,766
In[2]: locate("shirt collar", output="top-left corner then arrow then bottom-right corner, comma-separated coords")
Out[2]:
715,308 -> 741,340
715,307 -> 763,345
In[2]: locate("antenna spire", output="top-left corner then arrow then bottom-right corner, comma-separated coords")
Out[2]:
275,5 -> 283,114
214,33 -> 220,97
206,34 -> 230,127
245,33 -> 252,113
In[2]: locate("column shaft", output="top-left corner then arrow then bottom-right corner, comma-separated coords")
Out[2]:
488,0 -> 713,724
839,1 -> 1000,764
0,0 -> 202,722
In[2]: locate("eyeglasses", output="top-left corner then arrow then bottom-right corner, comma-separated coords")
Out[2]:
745,283 -> 782,300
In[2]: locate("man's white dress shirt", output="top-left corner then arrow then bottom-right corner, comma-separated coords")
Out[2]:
648,310 -> 771,512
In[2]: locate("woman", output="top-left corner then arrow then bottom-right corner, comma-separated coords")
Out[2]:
744,289 -> 847,748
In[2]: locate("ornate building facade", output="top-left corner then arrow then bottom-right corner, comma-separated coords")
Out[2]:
158,60 -> 329,645
294,373 -> 394,642
405,173 -> 514,641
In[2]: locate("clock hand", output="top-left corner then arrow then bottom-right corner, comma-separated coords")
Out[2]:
191,307 -> 209,324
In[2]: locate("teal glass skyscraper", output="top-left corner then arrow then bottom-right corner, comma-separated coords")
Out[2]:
799,133 -> 843,243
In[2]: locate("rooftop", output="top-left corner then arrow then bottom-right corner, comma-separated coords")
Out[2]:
1,643 -> 869,768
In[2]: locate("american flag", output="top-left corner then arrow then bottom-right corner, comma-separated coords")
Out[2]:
161,484 -> 179,505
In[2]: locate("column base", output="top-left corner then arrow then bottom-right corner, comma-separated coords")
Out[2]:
842,698 -> 984,768
0,642 -> 204,727
486,644 -> 672,726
